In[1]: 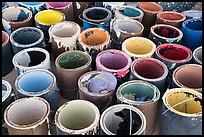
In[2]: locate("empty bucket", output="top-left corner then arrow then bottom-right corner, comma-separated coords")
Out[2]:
192,46 -> 202,65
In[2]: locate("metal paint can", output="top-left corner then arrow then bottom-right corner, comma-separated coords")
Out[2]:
192,46 -> 202,65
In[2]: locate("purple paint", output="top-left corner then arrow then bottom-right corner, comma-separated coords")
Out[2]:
46,2 -> 72,9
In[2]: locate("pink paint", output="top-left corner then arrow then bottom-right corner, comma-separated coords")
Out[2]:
46,2 -> 72,9
2,31 -> 9,46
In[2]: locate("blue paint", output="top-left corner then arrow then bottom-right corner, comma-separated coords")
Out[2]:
18,2 -> 44,6
16,9 -> 29,22
119,7 -> 142,17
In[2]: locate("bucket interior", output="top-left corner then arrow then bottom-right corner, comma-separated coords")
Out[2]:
175,65 -> 202,89
153,26 -> 180,38
59,52 -> 89,69
100,51 -> 128,70
15,50 -> 46,67
81,29 -> 108,46
47,2 -> 71,8
18,71 -> 53,93
138,2 -> 161,12
165,90 -> 202,114
185,20 -> 202,31
12,28 -> 41,45
6,98 -> 48,125
134,59 -> 164,79
118,7 -> 141,17
159,12 -> 184,21
2,32 -> 8,46
2,83 -> 8,100
19,2 -> 44,6
103,108 -> 142,135
58,102 -> 96,130
3,8 -> 30,22
158,44 -> 189,60
36,10 -> 63,25
195,48 -> 202,62
116,20 -> 143,33
85,8 -> 109,20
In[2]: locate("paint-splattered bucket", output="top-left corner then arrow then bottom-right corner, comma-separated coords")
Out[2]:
12,47 -> 50,76
192,46 -> 202,65
78,71 -> 117,112
55,51 -> 92,100
172,64 -> 202,93
110,18 -> 144,50
116,80 -> 160,134
10,27 -> 45,54
96,49 -> 132,86
102,2 -> 125,16
4,97 -> 50,135
46,2 -> 74,21
2,31 -> 14,76
49,21 -> 81,59
2,6 -> 33,35
55,100 -> 100,135
130,58 -> 168,94
82,7 -> 112,32
100,104 -> 146,135
155,43 -> 192,71
122,37 -> 156,60
160,88 -> 202,135
15,69 -> 58,113
149,24 -> 183,46
181,18 -> 202,51
182,10 -> 202,19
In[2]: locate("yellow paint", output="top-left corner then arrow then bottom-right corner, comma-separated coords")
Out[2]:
36,10 -> 64,25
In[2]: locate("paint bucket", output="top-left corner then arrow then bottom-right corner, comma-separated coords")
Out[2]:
2,31 -> 14,76
137,2 -> 163,37
110,18 -> 144,50
12,47 -> 50,76
15,69 -> 58,113
2,2 -> 8,10
55,100 -> 100,135
160,88 -> 202,135
78,71 -> 117,112
100,104 -> 146,135
182,10 -> 202,19
156,11 -> 186,29
4,97 -> 50,135
17,2 -> 46,16
49,21 -> 81,59
96,49 -> 132,86
10,27 -> 45,54
46,2 -> 74,21
55,51 -> 92,100
181,18 -> 202,51
155,43 -> 192,71
122,37 -> 156,60
130,58 -> 168,94
2,6 -> 33,35
116,80 -> 160,134
192,46 -> 202,65
82,7 -> 112,32
172,64 -> 202,93
34,9 -> 65,41
115,6 -> 144,22
149,24 -> 183,46
77,27 -> 111,68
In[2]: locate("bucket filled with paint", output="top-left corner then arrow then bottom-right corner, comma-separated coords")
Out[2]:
2,6 -> 33,35
193,46 -> 202,65
115,6 -> 144,22
116,80 -> 160,134
110,18 -> 144,49
172,64 -> 202,93
78,71 -> 117,112
55,51 -> 92,99
155,43 -> 192,71
46,2 -> 74,21
100,104 -> 146,135
181,18 -> 202,51
182,10 -> 202,19
2,31 -> 14,76
160,88 -> 202,135
15,69 -> 58,112
96,49 -> 132,85
49,21 -> 81,59
55,100 -> 100,135
82,7 -> 112,31
12,47 -> 50,76
122,37 -> 156,60
4,97 -> 50,135
10,27 -> 45,54
149,24 -> 183,46
130,58 -> 168,94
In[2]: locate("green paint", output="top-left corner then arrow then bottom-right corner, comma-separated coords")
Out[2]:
119,7 -> 141,17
